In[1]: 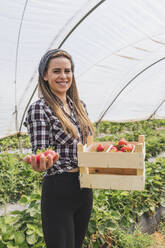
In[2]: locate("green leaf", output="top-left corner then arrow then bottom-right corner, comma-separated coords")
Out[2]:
2,232 -> 12,242
26,229 -> 34,235
110,210 -> 121,220
18,195 -> 29,204
27,223 -> 37,231
7,242 -> 19,248
98,224 -> 105,235
29,208 -> 38,217
26,233 -> 38,245
20,242 -> 29,248
30,193 -> 41,201
88,222 -> 96,234
36,227 -> 43,237
14,232 -> 25,245
106,221 -> 116,230
9,210 -> 23,215
4,215 -> 18,225
120,191 -> 129,196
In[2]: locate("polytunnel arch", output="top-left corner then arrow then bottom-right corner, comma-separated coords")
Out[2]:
96,56 -> 165,126
18,0 -> 106,133
14,0 -> 29,132
1,0 -> 165,138
17,0 -> 107,110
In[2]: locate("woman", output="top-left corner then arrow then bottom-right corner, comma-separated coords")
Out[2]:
24,49 -> 94,248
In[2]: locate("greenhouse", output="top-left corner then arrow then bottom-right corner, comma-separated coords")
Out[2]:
0,0 -> 165,247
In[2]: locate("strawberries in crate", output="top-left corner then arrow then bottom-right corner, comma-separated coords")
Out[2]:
77,135 -> 145,191
116,138 -> 135,152
95,138 -> 135,153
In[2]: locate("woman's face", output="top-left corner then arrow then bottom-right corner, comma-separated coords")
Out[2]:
44,56 -> 73,98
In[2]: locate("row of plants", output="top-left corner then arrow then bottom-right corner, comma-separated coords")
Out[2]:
0,188 -> 155,248
1,153 -> 165,219
1,119 -> 165,206
1,120 -> 165,152
94,119 -> 165,135
1,158 -> 164,247
0,157 -> 165,247
0,119 -> 165,247
0,134 -> 31,152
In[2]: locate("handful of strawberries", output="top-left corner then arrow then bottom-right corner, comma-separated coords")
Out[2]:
35,149 -> 59,164
24,149 -> 59,172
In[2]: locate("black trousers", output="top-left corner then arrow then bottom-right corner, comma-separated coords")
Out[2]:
41,172 -> 93,248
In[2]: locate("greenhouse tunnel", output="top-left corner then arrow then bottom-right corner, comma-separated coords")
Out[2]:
0,0 -> 165,138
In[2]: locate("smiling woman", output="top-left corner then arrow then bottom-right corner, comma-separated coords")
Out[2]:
23,49 -> 94,248
37,49 -> 94,141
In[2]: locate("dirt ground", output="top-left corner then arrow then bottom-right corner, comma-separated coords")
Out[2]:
151,231 -> 165,248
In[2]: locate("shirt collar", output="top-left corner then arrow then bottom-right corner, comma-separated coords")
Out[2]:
51,95 -> 73,106
54,94 -> 73,109
66,95 -> 74,110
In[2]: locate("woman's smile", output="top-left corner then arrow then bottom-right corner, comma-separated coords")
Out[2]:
56,81 -> 68,86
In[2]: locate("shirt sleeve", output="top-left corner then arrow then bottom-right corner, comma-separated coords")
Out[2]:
24,101 -> 50,153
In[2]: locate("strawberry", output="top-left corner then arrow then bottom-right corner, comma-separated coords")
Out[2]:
109,146 -> 118,152
118,138 -> 128,146
44,149 -> 57,159
121,144 -> 133,152
35,153 -> 45,164
120,146 -> 128,152
96,144 -> 104,152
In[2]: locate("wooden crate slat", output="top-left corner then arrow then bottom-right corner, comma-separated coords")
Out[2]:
80,174 -> 145,191
78,152 -> 144,169
88,167 -> 143,175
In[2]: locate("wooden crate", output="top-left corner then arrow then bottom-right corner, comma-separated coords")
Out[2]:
78,135 -> 145,191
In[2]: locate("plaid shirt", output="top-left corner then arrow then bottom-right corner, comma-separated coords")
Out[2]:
24,96 -> 85,177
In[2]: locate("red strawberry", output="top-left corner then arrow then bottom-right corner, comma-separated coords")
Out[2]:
35,153 -> 45,164
121,144 -> 133,152
44,150 -> 57,159
109,146 -> 118,152
118,138 -> 128,146
96,144 -> 104,152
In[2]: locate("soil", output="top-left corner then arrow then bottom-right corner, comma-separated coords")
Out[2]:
151,231 -> 165,248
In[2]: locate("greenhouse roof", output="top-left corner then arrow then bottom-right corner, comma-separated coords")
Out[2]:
0,0 -> 165,138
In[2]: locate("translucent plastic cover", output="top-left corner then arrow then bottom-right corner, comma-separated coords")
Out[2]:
0,0 -> 165,138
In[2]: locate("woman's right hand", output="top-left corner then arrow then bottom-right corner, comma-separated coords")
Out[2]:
24,153 -> 59,172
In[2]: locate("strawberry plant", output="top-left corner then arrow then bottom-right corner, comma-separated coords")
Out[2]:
0,193 -> 45,247
0,153 -> 42,205
0,119 -> 165,247
0,134 -> 31,152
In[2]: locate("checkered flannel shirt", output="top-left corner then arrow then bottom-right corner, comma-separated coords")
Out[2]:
24,96 -> 85,177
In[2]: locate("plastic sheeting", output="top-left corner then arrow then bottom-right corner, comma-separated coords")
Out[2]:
0,0 -> 165,138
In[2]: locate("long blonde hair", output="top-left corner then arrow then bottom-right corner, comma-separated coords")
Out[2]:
38,50 -> 94,144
